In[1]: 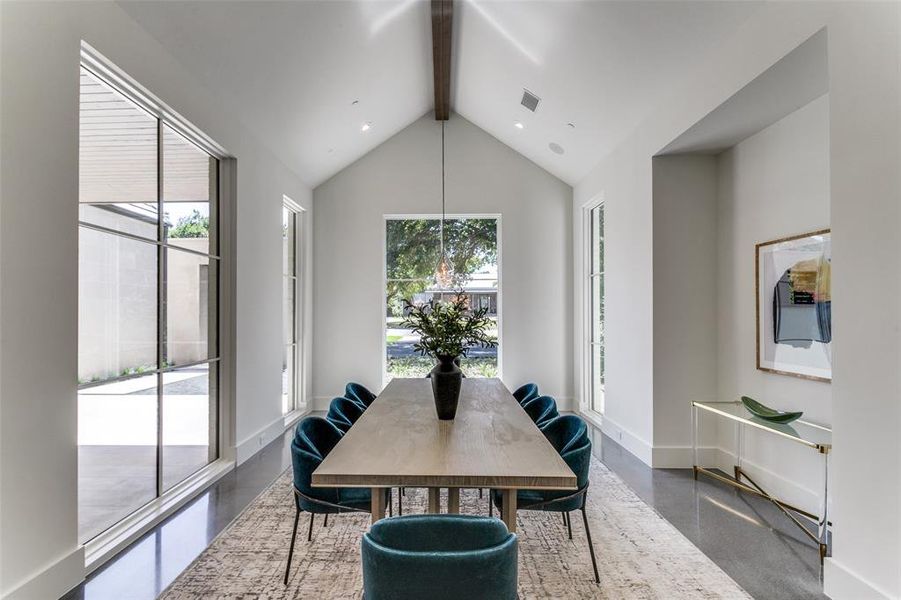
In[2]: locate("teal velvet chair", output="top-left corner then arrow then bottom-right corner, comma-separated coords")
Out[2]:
511,383 -> 539,405
490,415 -> 599,583
521,394 -> 559,428
326,396 -> 365,433
345,382 -> 377,408
362,514 -> 518,600
285,417 -> 391,584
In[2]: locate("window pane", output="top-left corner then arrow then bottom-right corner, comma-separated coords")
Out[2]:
78,374 -> 158,542
79,228 -> 157,383
591,275 -> 604,344
163,125 -> 217,254
282,345 -> 295,413
166,249 -> 217,365
591,344 -> 604,413
444,218 -> 499,284
385,217 -> 499,381
386,219 -> 440,280
283,277 -> 296,346
162,364 -> 216,491
591,205 -> 604,274
283,208 -> 296,276
79,68 -> 159,238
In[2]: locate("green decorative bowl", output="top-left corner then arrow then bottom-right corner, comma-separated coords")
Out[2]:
740,396 -> 803,424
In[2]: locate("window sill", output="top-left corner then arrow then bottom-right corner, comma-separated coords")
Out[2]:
579,407 -> 604,433
83,458 -> 235,575
283,406 -> 309,430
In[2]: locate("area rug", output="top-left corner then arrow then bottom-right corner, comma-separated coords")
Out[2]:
160,457 -> 749,599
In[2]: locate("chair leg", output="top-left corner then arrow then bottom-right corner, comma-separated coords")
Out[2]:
479,488 -> 483,499
388,491 -> 393,517
489,491 -> 493,517
323,513 -> 328,527
284,507 -> 301,585
562,512 -> 567,527
580,505 -> 600,584
307,511 -> 315,542
566,511 -> 573,540
398,488 -> 403,516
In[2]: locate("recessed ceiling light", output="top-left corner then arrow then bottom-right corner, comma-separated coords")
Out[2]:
549,142 -> 565,155
361,122 -> 371,132
514,121 -> 524,129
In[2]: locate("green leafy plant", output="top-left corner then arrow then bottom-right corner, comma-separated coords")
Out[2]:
169,209 -> 209,239
401,291 -> 497,359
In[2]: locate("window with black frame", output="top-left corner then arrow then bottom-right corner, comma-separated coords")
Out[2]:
77,65 -> 220,542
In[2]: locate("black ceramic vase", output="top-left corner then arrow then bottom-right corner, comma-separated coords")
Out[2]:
430,354 -> 463,420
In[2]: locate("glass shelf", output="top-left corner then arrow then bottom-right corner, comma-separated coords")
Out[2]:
692,401 -> 832,453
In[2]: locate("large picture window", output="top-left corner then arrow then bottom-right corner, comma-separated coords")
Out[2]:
384,216 -> 499,381
587,203 -> 605,413
78,65 -> 220,542
283,200 -> 304,414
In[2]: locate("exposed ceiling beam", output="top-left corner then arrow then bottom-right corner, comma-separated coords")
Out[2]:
431,0 -> 453,120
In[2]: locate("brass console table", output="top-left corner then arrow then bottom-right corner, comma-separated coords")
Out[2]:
691,401 -> 831,560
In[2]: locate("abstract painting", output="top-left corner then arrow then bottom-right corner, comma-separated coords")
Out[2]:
756,229 -> 831,382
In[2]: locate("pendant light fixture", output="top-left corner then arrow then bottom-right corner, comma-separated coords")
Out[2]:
435,120 -> 454,289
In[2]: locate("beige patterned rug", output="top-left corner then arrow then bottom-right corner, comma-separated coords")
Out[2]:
161,457 -> 749,599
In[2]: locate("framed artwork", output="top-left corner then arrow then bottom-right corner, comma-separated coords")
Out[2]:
756,229 -> 831,382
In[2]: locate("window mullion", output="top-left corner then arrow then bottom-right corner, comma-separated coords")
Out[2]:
155,117 -> 164,500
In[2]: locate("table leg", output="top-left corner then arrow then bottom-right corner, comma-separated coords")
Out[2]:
447,488 -> 460,514
501,489 -> 517,533
819,452 -> 830,560
691,403 -> 699,479
428,487 -> 441,513
371,488 -> 386,525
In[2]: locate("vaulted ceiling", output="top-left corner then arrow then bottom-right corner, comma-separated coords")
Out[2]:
120,1 -> 761,187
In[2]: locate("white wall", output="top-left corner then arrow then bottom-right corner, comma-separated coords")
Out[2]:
573,3 -> 900,598
313,113 -> 572,408
715,95 -> 831,513
651,154 -> 719,466
0,2 -> 312,598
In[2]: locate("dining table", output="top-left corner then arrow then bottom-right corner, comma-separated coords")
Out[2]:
312,377 -> 577,533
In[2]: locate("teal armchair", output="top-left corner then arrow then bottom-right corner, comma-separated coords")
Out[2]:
362,514 -> 518,600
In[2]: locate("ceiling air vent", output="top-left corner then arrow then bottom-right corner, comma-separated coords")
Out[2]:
520,89 -> 540,112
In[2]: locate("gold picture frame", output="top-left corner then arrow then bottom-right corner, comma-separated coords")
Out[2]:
755,229 -> 831,382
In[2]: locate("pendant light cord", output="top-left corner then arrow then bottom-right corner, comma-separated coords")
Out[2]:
440,120 -> 446,259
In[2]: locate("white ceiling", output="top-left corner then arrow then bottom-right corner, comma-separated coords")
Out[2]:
120,1 -> 762,187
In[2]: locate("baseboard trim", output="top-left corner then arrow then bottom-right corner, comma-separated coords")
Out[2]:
583,413 -> 653,466
1,546 -> 84,600
824,557 -> 896,600
235,415 -> 293,465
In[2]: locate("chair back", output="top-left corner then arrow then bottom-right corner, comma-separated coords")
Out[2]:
540,415 -> 591,490
291,417 -> 344,509
345,382 -> 377,407
511,383 -> 539,405
362,515 -> 518,600
522,395 -> 559,427
326,396 -> 365,432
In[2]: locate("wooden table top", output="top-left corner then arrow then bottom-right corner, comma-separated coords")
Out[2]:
312,378 -> 577,490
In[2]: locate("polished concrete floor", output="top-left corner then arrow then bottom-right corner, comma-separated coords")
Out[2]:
62,427 -> 826,600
